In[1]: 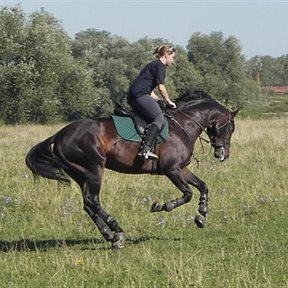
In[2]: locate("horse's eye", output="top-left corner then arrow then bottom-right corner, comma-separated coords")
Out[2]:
207,126 -> 216,137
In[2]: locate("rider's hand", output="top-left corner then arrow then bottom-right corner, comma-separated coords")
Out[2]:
157,100 -> 166,110
167,100 -> 176,109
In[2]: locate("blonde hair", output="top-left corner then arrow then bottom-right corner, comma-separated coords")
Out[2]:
153,45 -> 176,58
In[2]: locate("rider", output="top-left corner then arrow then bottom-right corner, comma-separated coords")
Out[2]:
127,45 -> 177,160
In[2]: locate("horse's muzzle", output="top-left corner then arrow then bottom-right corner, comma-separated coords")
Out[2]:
214,146 -> 229,162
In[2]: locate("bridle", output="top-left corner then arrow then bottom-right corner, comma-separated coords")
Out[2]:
166,109 -> 233,162
208,118 -> 232,148
207,116 -> 233,161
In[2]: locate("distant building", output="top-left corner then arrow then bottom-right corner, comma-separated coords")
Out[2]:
262,86 -> 288,93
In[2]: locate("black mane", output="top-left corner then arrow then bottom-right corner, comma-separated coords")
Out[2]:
175,90 -> 212,104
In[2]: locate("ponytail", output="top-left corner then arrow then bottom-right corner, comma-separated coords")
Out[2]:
153,45 -> 175,58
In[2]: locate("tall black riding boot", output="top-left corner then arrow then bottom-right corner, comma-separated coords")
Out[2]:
138,124 -> 160,160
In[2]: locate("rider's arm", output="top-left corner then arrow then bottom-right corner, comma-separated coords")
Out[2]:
150,91 -> 160,101
157,84 -> 176,108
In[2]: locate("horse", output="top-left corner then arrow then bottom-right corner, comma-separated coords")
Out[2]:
25,90 -> 238,249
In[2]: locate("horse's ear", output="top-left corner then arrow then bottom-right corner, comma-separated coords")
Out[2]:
230,109 -> 239,119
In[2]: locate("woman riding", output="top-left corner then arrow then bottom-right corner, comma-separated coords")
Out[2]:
127,45 -> 177,160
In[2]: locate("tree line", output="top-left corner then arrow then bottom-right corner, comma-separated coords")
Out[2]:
0,6 -> 287,124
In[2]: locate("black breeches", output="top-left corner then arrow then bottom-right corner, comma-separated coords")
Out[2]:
129,95 -> 165,130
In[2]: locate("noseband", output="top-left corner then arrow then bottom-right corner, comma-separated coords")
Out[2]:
175,110 -> 232,148
208,117 -> 233,161
208,119 -> 232,149
165,110 -> 232,163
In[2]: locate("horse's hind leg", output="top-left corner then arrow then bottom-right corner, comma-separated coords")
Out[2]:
80,168 -> 125,248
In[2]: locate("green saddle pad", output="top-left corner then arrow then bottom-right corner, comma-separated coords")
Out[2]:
111,115 -> 169,143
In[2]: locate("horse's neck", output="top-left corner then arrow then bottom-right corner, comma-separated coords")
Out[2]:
171,109 -> 206,140
181,102 -> 226,128
179,108 -> 209,129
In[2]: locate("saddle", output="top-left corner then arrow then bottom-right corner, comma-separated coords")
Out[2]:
113,103 -> 147,135
111,103 -> 169,143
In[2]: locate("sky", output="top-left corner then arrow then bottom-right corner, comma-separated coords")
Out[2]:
1,0 -> 288,59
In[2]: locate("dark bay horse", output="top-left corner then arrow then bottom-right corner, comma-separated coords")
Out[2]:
26,91 -> 238,249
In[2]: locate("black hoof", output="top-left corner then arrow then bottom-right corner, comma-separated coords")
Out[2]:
150,202 -> 162,212
194,214 -> 205,228
111,232 -> 126,249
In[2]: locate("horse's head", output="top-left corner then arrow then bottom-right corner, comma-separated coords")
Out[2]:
207,109 -> 239,162
174,90 -> 239,161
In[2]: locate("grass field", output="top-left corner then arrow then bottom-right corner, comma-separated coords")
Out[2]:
0,117 -> 287,287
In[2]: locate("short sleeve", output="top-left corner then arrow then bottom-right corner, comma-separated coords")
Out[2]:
155,62 -> 166,85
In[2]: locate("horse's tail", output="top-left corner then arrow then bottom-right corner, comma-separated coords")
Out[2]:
25,134 -> 70,184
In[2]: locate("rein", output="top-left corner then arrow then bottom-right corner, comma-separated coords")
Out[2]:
164,111 -> 212,164
168,109 -> 232,163
175,110 -> 214,161
164,112 -> 193,146
173,110 -> 211,141
177,109 -> 232,149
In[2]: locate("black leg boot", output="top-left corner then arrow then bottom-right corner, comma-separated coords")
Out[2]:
138,124 -> 160,160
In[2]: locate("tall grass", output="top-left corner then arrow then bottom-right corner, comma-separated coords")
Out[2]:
0,118 -> 287,287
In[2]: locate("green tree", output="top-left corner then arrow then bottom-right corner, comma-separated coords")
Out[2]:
246,54 -> 288,87
187,32 -> 259,108
58,63 -> 99,121
0,6 -> 98,123
72,29 -> 118,113
0,6 -> 26,66
24,9 -> 71,122
72,32 -> 180,112
170,46 -> 203,97
0,6 -> 30,123
278,55 -> 288,85
259,56 -> 287,86
245,56 -> 262,85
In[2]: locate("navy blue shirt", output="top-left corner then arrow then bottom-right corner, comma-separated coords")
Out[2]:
128,59 -> 166,101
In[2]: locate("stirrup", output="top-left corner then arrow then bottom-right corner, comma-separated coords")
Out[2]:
138,150 -> 159,160
146,151 -> 159,160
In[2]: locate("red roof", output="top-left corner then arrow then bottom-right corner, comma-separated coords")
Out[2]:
262,86 -> 288,93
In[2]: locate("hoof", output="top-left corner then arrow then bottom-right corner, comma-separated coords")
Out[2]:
150,202 -> 162,212
194,214 -> 205,228
111,232 -> 126,249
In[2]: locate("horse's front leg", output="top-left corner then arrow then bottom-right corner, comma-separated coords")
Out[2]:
182,167 -> 208,228
150,167 -> 208,228
150,168 -> 193,213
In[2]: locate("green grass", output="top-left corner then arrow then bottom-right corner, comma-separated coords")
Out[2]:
240,92 -> 288,118
0,118 -> 288,287
262,92 -> 288,114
